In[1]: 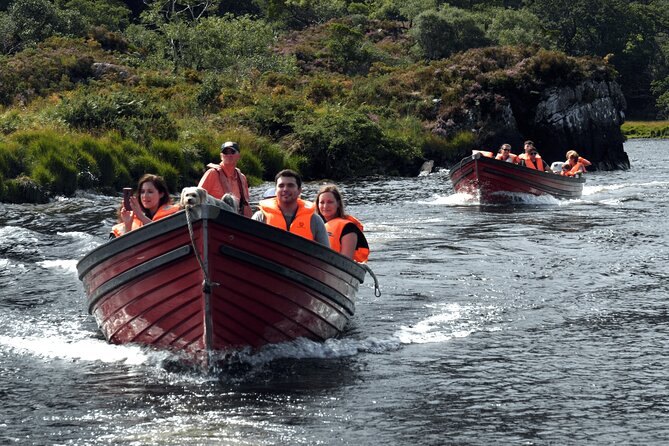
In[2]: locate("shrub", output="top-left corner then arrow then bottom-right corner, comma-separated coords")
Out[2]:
256,143 -> 288,180
238,151 -> 264,186
238,95 -> 307,138
32,154 -> 79,196
3,176 -> 49,203
0,37 -> 100,106
27,136 -> 79,196
195,73 -> 225,113
57,88 -> 178,143
125,154 -> 178,192
0,110 -> 22,135
306,76 -> 347,104
293,104 -> 404,179
75,150 -> 99,190
77,136 -> 115,188
411,7 -> 489,60
324,23 -> 372,75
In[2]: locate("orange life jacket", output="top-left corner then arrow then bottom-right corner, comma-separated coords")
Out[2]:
258,198 -> 315,240
495,153 -> 518,163
111,222 -> 126,238
518,153 -> 546,171
203,164 -> 252,217
131,204 -> 180,229
325,216 -> 370,263
562,161 -> 586,176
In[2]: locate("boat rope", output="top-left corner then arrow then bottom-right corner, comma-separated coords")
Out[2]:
185,205 -> 219,293
360,263 -> 381,297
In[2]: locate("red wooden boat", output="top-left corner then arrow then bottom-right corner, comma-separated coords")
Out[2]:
77,205 -> 367,367
449,152 -> 585,202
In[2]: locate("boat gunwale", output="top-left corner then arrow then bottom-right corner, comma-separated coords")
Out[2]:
76,205 -> 366,283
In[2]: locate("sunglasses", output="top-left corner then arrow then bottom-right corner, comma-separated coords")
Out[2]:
222,148 -> 238,155
503,148 -> 510,152
530,151 -> 538,156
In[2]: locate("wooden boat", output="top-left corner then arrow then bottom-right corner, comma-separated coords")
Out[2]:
449,152 -> 585,202
77,205 -> 367,367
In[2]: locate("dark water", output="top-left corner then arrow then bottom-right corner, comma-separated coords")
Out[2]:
1,140 -> 668,445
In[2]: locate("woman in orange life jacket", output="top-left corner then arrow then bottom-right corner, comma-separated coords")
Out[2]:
315,184 -> 370,263
109,174 -> 179,239
562,150 -> 591,176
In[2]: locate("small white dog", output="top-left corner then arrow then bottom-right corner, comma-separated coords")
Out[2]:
179,186 -> 238,213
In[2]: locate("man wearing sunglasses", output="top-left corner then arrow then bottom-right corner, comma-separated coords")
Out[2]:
198,141 -> 252,217
495,143 -> 519,163
517,140 -> 552,172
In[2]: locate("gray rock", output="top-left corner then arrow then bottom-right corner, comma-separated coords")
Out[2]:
435,78 -> 629,170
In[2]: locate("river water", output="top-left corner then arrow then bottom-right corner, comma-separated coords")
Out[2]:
1,139 -> 668,445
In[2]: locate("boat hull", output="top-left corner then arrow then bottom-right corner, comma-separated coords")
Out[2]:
449,153 -> 585,202
77,205 -> 365,365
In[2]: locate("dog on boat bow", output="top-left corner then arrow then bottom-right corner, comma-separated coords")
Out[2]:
179,186 -> 238,213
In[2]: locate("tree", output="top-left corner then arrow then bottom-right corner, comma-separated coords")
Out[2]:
480,7 -> 551,48
139,0 -> 221,71
58,0 -> 132,31
253,0 -> 347,28
411,6 -> 489,60
529,0 -> 669,118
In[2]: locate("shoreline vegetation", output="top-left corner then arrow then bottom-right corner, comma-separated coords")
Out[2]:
621,121 -> 669,139
0,1 -> 668,204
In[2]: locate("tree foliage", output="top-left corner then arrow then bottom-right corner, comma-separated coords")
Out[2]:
412,5 -> 489,60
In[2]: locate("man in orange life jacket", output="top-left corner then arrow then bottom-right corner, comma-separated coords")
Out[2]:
198,141 -> 252,217
517,140 -> 552,172
495,143 -> 519,163
252,169 -> 330,247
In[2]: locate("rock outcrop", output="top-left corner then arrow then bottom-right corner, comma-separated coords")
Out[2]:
433,50 -> 630,170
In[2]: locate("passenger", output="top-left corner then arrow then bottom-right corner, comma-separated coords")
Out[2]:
252,169 -> 330,247
198,141 -> 252,217
495,143 -> 518,163
315,184 -> 370,262
110,174 -> 179,238
517,141 -> 551,172
562,150 -> 592,176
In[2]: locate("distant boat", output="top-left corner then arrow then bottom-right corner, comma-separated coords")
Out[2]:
77,205 -> 367,368
449,152 -> 585,203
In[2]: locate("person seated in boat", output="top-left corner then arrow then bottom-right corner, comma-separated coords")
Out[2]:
518,141 -> 552,172
495,144 -> 518,163
315,184 -> 369,262
198,141 -> 252,217
562,150 -> 592,176
110,174 -> 180,238
252,169 -> 330,247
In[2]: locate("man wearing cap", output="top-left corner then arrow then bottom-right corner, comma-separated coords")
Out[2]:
198,141 -> 252,217
252,169 -> 330,247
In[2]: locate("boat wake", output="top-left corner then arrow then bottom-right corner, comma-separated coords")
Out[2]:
394,302 -> 499,344
427,192 -> 561,206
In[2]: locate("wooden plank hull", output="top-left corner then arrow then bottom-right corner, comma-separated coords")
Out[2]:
77,205 -> 365,366
449,153 -> 585,203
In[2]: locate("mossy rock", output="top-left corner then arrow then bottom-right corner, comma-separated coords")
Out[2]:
3,176 -> 50,203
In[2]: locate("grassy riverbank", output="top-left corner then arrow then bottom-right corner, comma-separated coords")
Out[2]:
621,121 -> 669,138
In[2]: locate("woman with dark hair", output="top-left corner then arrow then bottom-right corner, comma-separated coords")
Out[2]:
315,184 -> 369,262
110,174 -> 179,239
